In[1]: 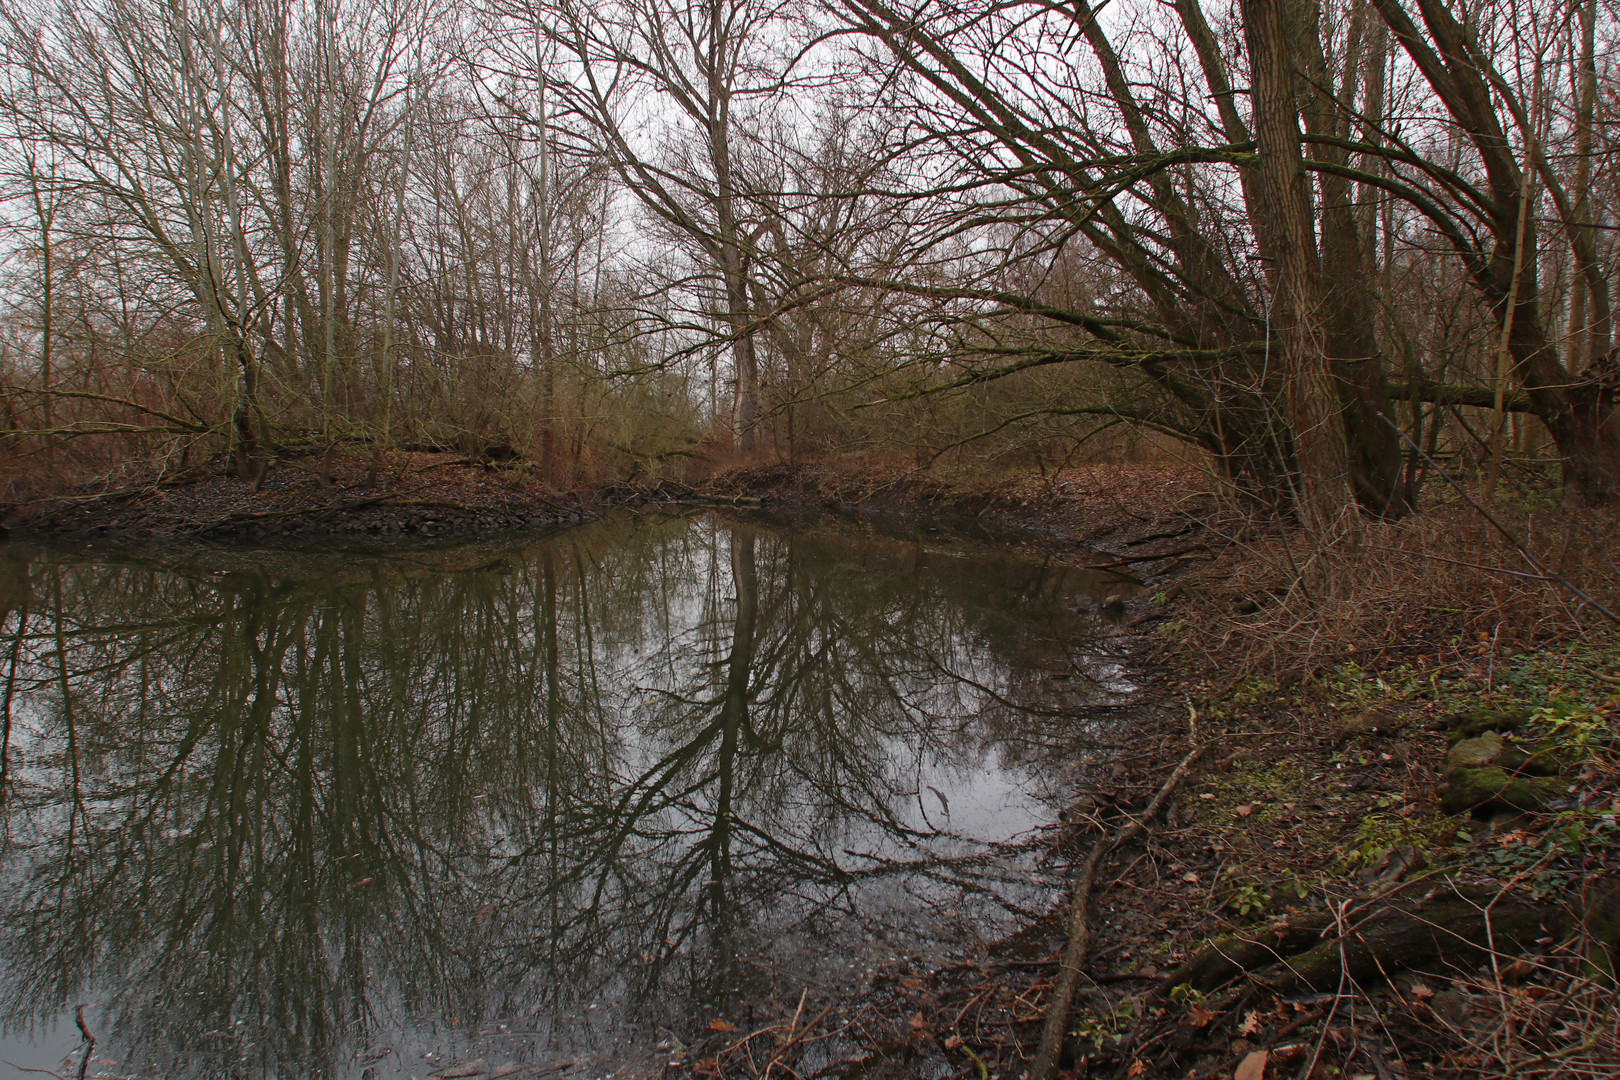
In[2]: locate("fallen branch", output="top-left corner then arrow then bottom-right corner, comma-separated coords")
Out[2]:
195,492 -> 580,534
1122,523 -> 1203,546
1030,718 -> 1210,1080
1162,890 -> 1569,998
1087,544 -> 1211,570
74,1005 -> 95,1080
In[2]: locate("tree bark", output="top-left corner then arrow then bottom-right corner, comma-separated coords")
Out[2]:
1242,0 -> 1359,537
1299,0 -> 1408,517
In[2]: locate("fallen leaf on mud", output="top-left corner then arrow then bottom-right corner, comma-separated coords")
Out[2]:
350,877 -> 374,888
1199,793 -> 1216,801
943,1035 -> 964,1049
908,1014 -> 929,1031
1234,1049 -> 1268,1080
1409,981 -> 1436,1001
1127,1060 -> 1146,1077
708,1020 -> 738,1033
899,978 -> 924,991
1182,871 -> 1200,883
1237,1010 -> 1261,1036
1235,804 -> 1254,817
1185,1006 -> 1217,1028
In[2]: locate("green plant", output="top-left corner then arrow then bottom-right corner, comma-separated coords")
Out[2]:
1155,618 -> 1187,639
1226,880 -> 1271,917
1230,676 -> 1278,705
1477,810 -> 1613,899
1168,983 -> 1208,1010
1338,813 -> 1457,871
1069,999 -> 1136,1051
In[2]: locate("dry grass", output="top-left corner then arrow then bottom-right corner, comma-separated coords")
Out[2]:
1170,483 -> 1620,681
1415,941 -> 1620,1079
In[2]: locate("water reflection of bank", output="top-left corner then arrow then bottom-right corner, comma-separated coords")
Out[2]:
0,513 -> 1131,1079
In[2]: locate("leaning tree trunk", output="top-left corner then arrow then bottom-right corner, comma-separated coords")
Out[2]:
1371,0 -> 1620,505
1508,314 -> 1620,504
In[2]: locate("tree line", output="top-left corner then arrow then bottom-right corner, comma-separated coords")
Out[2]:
0,0 -> 1614,521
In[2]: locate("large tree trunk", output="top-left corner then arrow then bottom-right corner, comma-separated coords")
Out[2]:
1300,0 -> 1408,517
705,5 -> 761,458
1242,0 -> 1359,538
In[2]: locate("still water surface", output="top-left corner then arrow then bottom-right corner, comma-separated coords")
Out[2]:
0,512 -> 1131,1079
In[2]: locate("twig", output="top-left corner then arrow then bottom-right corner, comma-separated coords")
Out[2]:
74,1005 -> 95,1080
1,1063 -> 66,1079
1297,900 -> 1350,1080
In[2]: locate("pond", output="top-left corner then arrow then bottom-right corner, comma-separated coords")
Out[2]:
0,511 -> 1135,1080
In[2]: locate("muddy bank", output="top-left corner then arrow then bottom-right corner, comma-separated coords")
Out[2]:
3,448 -> 593,540
617,460 -> 1226,579
8,451 -> 1211,554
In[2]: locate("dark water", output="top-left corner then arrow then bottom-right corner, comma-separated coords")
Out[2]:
0,512 -> 1133,1080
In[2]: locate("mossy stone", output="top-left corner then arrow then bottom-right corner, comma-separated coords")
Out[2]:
1513,738 -> 1579,777
1444,706 -> 1532,741
1447,732 -> 1504,769
1440,765 -> 1563,814
1579,881 -> 1620,985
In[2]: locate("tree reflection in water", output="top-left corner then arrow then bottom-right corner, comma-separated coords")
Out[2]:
0,514 -> 1127,1079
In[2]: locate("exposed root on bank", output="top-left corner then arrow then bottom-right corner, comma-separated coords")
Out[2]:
1164,884 -> 1572,998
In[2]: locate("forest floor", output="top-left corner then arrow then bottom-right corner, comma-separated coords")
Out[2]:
6,450 -> 1618,1079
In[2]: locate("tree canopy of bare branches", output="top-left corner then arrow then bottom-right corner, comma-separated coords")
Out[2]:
0,0 -> 1614,516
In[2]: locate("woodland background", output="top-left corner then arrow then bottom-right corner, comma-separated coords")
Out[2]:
0,0 -> 1614,528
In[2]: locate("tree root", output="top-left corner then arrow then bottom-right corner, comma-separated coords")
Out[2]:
1165,889 -> 1570,997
